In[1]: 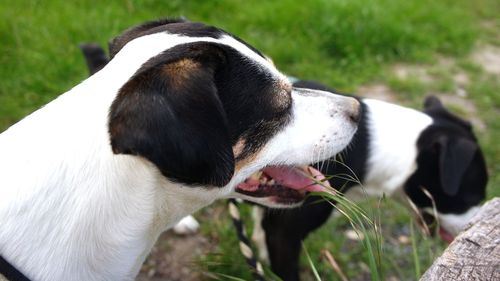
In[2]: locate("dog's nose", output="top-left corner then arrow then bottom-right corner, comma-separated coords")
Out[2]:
346,99 -> 361,123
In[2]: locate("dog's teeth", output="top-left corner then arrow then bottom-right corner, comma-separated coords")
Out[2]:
267,179 -> 275,186
259,177 -> 268,185
250,171 -> 263,181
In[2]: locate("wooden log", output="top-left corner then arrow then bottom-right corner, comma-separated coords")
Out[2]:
420,198 -> 500,281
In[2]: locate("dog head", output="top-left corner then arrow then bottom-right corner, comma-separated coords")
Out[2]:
404,96 -> 488,241
92,19 -> 359,211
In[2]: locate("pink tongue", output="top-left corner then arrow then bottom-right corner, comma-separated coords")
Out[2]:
439,228 -> 455,244
263,166 -> 330,192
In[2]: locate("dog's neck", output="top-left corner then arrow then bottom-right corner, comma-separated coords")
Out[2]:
0,73 -> 221,281
344,99 -> 433,200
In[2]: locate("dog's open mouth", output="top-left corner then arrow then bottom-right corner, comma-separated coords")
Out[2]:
236,166 -> 330,204
418,211 -> 454,243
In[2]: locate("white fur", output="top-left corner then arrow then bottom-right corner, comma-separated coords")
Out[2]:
438,206 -> 480,236
0,31 -> 357,281
344,99 -> 433,200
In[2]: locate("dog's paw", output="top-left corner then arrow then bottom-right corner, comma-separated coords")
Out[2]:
173,215 -> 200,235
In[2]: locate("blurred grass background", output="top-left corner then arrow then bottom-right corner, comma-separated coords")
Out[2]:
0,0 -> 498,280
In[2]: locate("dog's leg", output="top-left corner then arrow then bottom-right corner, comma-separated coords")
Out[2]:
264,225 -> 302,281
262,198 -> 335,281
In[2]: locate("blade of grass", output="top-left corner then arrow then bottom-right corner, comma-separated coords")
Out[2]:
311,190 -> 383,280
321,249 -> 348,281
410,222 -> 421,279
303,242 -> 322,281
212,273 -> 250,281
306,158 -> 384,280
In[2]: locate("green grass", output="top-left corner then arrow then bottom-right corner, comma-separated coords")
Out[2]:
294,197 -> 448,281
1,0 -> 495,128
1,0 -> 499,280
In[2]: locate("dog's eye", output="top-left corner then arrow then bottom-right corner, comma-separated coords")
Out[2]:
274,88 -> 292,112
281,87 -> 292,99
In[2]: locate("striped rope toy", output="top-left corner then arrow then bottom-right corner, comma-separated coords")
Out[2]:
227,199 -> 266,281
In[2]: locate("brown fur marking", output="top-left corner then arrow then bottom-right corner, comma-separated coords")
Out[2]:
161,58 -> 201,87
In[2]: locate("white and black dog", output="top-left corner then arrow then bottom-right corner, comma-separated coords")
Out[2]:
0,19 -> 360,281
254,80 -> 488,281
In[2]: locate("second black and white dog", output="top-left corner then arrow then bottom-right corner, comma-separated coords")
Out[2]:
252,80 -> 488,281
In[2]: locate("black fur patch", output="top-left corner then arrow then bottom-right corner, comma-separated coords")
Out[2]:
109,43 -> 234,187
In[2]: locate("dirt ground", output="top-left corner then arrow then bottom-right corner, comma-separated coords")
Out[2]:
136,231 -> 215,281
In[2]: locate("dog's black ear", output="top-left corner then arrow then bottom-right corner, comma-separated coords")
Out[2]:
79,43 -> 110,75
424,95 -> 473,130
423,95 -> 444,110
109,43 -> 234,187
438,137 -> 477,196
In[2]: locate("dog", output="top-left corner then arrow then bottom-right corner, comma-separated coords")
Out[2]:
0,19 -> 360,281
252,80 -> 488,281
